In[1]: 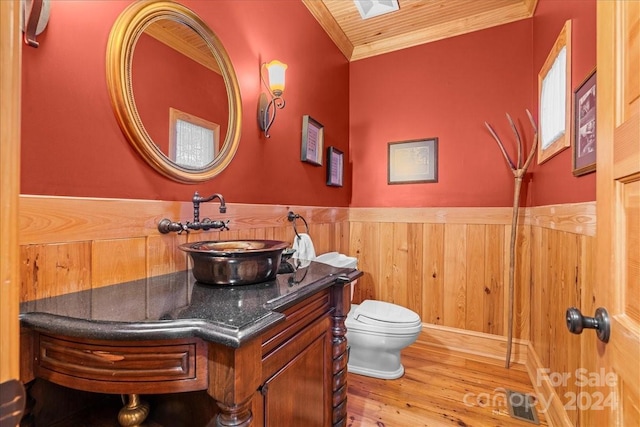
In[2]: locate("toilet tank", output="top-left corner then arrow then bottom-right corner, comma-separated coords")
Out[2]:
314,252 -> 358,300
314,252 -> 357,269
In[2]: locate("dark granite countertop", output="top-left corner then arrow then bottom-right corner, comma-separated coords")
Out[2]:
20,260 -> 362,348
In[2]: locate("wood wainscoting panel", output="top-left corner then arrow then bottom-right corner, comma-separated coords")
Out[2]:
349,207 -> 527,339
529,203 -> 596,426
20,242 -> 92,301
349,203 -> 594,344
91,238 -> 147,289
147,233 -> 189,278
19,196 -> 349,302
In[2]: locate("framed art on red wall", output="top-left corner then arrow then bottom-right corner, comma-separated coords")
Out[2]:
572,68 -> 596,176
388,137 -> 438,184
326,146 -> 343,187
301,115 -> 324,166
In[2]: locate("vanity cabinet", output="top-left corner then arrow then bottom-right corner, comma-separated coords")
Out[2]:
254,289 -> 334,426
20,265 -> 357,427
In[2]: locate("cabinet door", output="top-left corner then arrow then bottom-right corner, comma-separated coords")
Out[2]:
262,316 -> 332,427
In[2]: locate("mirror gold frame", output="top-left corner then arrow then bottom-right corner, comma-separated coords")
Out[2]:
106,1 -> 242,183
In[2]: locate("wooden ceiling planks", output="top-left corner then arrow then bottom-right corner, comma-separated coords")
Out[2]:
303,0 -> 538,61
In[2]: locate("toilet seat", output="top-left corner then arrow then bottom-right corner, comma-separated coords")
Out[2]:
346,301 -> 422,335
353,300 -> 421,327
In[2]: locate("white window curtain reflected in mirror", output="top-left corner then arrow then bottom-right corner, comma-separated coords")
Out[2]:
537,20 -> 572,164
169,107 -> 220,169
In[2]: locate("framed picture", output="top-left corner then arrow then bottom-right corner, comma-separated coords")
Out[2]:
301,115 -> 324,166
326,147 -> 343,187
388,137 -> 438,184
572,68 -> 596,176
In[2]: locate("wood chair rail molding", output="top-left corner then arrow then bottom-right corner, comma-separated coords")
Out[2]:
19,195 -> 349,245
349,202 -> 595,236
20,195 -> 595,245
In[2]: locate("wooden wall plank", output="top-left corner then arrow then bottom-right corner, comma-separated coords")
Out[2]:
484,224 -> 505,335
531,226 -> 545,359
515,225 -> 531,340
406,223 -> 423,316
391,222 -> 409,308
465,224 -> 486,333
422,224 -> 445,325
443,224 -> 467,329
91,238 -> 147,288
350,221 -> 379,303
379,223 -> 395,304
20,242 -> 91,300
147,234 -> 188,278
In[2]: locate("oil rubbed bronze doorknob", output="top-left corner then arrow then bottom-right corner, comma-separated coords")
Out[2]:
566,307 -> 610,343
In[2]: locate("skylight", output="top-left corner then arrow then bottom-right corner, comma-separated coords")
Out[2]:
353,0 -> 400,20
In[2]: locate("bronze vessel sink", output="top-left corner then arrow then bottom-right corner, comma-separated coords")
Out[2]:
180,240 -> 289,285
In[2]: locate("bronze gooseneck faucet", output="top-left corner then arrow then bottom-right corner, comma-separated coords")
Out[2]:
158,191 -> 229,234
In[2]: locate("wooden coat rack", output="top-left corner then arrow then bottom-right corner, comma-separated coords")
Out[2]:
485,110 -> 538,368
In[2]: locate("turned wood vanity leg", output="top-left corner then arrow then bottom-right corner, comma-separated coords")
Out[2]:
207,338 -> 261,427
331,281 -> 352,427
117,394 -> 150,427
214,397 -> 253,427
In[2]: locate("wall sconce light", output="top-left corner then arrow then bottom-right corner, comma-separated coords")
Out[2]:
21,0 -> 50,48
257,60 -> 287,138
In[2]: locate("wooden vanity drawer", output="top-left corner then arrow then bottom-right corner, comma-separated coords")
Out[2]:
35,334 -> 208,394
261,288 -> 331,357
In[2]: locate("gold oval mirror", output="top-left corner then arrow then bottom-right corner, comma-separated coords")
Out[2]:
106,1 -> 242,183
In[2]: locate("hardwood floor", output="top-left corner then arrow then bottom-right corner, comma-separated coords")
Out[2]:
346,338 -> 546,427
32,338 -> 546,426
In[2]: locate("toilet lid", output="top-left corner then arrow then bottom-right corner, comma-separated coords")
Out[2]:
353,300 -> 421,327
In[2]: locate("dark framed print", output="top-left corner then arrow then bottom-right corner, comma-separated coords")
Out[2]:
388,137 -> 438,184
573,68 -> 596,176
301,115 -> 324,166
326,146 -> 343,187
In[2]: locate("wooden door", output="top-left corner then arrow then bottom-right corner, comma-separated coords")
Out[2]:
0,0 -> 22,383
589,1 -> 640,425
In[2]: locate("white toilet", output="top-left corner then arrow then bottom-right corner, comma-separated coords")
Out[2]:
313,252 -> 423,380
345,300 -> 422,379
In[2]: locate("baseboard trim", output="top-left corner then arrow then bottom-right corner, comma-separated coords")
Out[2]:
417,323 -> 528,366
525,342 -> 573,427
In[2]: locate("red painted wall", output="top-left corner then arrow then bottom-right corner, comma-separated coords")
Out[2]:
350,20 -> 534,207
20,1 -> 351,206
528,0 -> 596,206
21,0 -> 594,208
349,0 -> 596,208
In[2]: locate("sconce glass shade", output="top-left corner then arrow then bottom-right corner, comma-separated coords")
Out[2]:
258,60 -> 287,138
266,60 -> 287,96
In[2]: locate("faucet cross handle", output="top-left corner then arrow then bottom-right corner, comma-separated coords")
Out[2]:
158,219 -> 189,234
